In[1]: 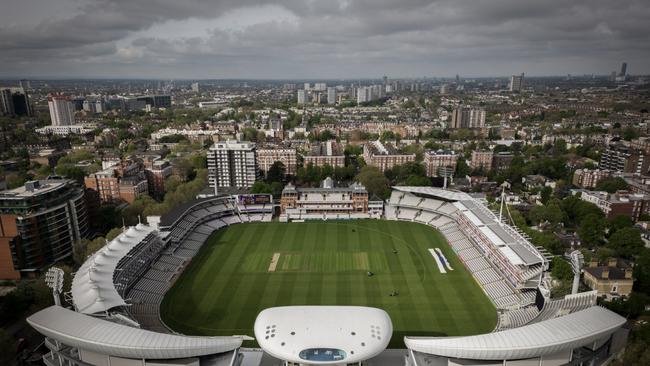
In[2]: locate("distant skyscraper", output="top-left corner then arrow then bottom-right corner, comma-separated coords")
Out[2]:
509,73 -> 524,92
191,82 -> 200,93
48,94 -> 75,126
314,83 -> 327,91
0,89 -> 14,116
619,62 -> 627,77
327,87 -> 337,105
297,89 -> 309,105
303,82 -> 310,91
1,88 -> 32,117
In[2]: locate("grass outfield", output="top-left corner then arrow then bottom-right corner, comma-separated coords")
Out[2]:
160,220 -> 497,347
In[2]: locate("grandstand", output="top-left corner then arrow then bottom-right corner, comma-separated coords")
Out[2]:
387,186 -> 546,310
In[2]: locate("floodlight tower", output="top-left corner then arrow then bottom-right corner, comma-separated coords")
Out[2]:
45,267 -> 65,306
569,250 -> 584,295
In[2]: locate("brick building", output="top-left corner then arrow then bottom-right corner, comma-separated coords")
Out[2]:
363,140 -> 415,172
424,150 -> 459,177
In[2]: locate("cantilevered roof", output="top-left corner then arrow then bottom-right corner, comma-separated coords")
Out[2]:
255,306 -> 392,364
27,306 -> 242,359
404,306 -> 625,360
392,186 -> 472,201
71,224 -> 155,314
159,195 -> 228,227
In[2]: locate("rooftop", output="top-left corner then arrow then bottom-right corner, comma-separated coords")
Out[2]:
0,180 -> 68,199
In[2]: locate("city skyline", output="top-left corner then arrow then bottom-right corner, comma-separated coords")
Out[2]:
1,0 -> 649,79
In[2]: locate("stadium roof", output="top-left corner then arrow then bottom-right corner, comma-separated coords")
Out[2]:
27,305 -> 243,359
404,306 -> 625,360
454,200 -> 543,266
71,223 -> 155,314
392,186 -> 472,201
254,306 -> 392,364
159,195 -> 228,227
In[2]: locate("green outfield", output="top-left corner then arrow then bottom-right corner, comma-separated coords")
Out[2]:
160,220 -> 497,347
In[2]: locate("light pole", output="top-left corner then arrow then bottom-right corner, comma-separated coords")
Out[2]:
45,267 -> 65,306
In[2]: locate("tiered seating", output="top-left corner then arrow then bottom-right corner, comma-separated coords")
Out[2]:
222,216 -> 242,225
397,208 -> 418,220
465,257 -> 491,272
498,307 -> 540,330
532,291 -> 597,323
384,204 -> 397,219
400,194 -> 421,207
449,238 -> 473,252
458,247 -> 482,262
415,211 -> 437,224
494,294 -> 520,308
473,268 -> 502,285
437,203 -> 458,215
430,216 -> 452,228
420,198 -> 443,211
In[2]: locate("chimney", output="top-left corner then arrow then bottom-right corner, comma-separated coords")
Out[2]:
602,268 -> 610,280
608,257 -> 618,267
625,268 -> 633,279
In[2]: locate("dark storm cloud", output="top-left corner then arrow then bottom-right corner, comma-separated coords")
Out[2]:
0,0 -> 649,78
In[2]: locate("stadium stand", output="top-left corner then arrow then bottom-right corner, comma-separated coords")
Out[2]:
387,187 -> 546,311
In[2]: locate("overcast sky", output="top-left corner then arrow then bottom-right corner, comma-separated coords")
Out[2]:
1,0 -> 649,79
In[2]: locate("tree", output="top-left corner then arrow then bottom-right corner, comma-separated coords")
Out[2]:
540,186 -> 553,204
577,214 -> 606,248
251,181 -> 273,194
634,249 -> 650,295
355,166 -> 390,199
607,227 -> 645,258
0,329 -> 15,366
455,157 -> 471,177
551,257 -> 574,282
266,161 -> 286,183
595,177 -> 629,193
106,227 -> 123,241
404,175 -> 431,186
608,215 -> 634,236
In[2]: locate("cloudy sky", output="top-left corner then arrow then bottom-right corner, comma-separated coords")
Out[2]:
1,0 -> 649,79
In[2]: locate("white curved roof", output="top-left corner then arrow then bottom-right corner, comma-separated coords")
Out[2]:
27,306 -> 242,359
392,186 -> 472,201
72,224 -> 155,314
254,306 -> 392,364
405,306 -> 625,360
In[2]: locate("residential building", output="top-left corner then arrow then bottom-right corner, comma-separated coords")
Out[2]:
600,144 -> 650,175
144,159 -> 172,200
583,258 -> 633,297
572,169 -> 612,189
424,150 -> 459,177
1,87 -> 32,117
510,73 -> 525,92
451,108 -> 485,129
0,89 -> 14,116
576,190 -> 650,221
304,141 -> 345,168
493,152 -> 515,170
256,148 -> 297,176
48,94 -> 75,126
327,87 -> 337,105
84,158 -> 148,204
0,180 -> 89,280
363,140 -> 416,172
470,150 -> 494,170
297,90 -> 309,105
207,140 -> 258,190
